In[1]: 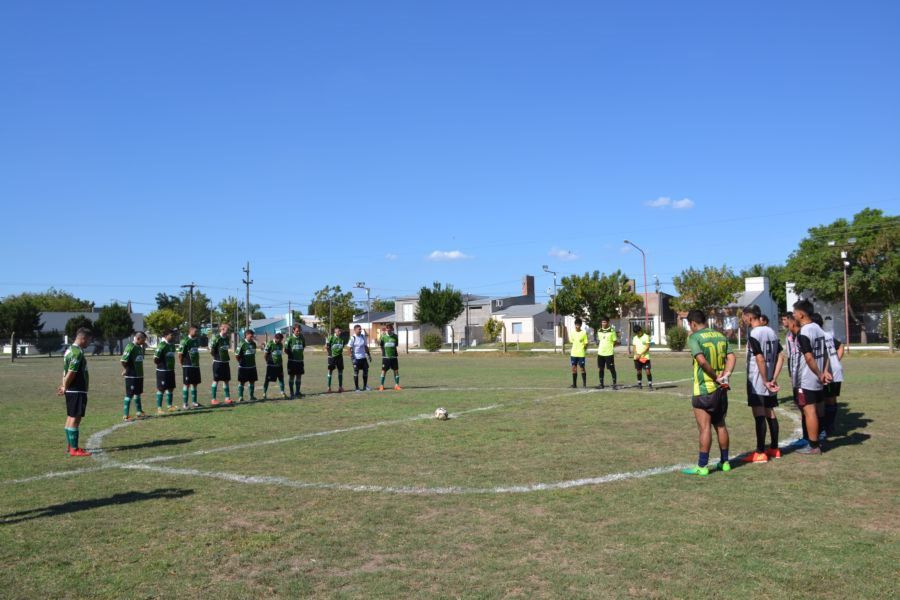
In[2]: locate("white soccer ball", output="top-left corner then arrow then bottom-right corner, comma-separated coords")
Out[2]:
434,407 -> 449,420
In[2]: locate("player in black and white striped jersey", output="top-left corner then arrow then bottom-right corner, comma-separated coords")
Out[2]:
741,305 -> 784,463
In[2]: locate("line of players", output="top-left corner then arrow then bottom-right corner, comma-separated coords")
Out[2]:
566,317 -> 655,390
117,322 -> 404,419
680,299 -> 845,476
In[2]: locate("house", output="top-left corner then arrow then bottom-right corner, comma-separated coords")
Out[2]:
349,311 -> 395,345
785,283 -> 884,344
621,291 -> 678,345
493,303 -> 554,344
243,314 -> 324,345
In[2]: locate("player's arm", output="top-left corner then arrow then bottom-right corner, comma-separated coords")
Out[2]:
724,351 -> 737,379
120,345 -> 130,375
798,334 -> 829,383
154,346 -> 163,366
380,336 -> 386,356
835,338 -> 845,360
771,343 -> 785,383
693,352 -> 719,380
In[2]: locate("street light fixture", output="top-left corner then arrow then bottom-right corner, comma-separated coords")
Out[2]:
624,240 -> 650,332
827,238 -> 856,350
543,265 -> 559,353
355,282 -> 371,336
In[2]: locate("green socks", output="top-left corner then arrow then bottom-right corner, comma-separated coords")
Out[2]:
65,427 -> 79,448
182,387 -> 189,404
191,388 -> 197,404
338,373 -> 343,388
327,373 -> 332,388
279,381 -> 285,393
165,391 -> 173,407
381,374 -> 386,385
135,395 -> 143,413
249,382 -> 255,398
211,383 -> 217,399
395,374 -> 400,385
224,384 -> 230,398
238,384 -> 244,400
156,392 -> 163,408
123,397 -> 131,417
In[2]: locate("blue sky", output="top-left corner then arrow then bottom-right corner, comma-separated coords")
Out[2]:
1,1 -> 898,315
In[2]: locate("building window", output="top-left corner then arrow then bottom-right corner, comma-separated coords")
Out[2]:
511,322 -> 523,334
403,303 -> 414,321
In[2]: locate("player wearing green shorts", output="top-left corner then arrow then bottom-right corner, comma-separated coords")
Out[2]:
236,329 -> 259,402
263,332 -> 286,399
178,325 -> 202,409
120,331 -> 148,420
58,327 -> 93,457
285,324 -> 306,399
154,329 -> 178,414
682,310 -> 736,476
325,327 -> 346,393
208,323 -> 233,406
378,323 -> 401,391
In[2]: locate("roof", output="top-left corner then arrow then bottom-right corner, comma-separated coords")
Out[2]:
493,304 -> 548,318
352,310 -> 394,323
727,290 -> 765,308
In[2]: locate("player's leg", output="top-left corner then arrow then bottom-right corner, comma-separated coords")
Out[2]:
379,364 -> 387,391
823,383 -> 840,436
579,360 -> 587,388
393,366 -> 401,390
64,393 -> 90,456
683,407 -> 713,475
362,360 -> 370,390
597,356 -> 606,388
608,356 -> 618,389
634,360 -> 642,388
337,358 -> 344,392
764,405 -> 780,458
796,392 -> 822,454
645,361 -> 653,390
156,372 -> 165,414
570,358 -> 578,388
743,402 -> 769,463
123,380 -> 133,420
353,359 -> 360,391
327,359 -> 334,392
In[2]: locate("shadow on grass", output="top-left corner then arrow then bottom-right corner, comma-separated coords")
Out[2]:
104,437 -> 214,453
0,488 -> 194,525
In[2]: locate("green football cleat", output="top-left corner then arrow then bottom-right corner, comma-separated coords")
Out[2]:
718,461 -> 731,472
681,466 -> 710,476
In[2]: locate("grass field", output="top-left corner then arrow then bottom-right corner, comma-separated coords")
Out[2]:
1,351 -> 898,599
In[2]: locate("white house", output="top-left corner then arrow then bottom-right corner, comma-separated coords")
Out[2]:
493,304 -> 553,344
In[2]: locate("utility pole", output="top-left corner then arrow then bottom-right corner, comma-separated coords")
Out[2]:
355,282 -> 371,337
543,265 -> 559,353
180,282 -> 197,326
624,240 -> 650,333
242,262 -> 253,330
828,238 -> 856,350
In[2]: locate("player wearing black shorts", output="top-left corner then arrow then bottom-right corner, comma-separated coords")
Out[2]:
58,327 -> 93,457
631,325 -> 653,390
596,317 -> 618,389
236,329 -> 259,402
154,329 -> 178,414
379,323 -> 401,391
285,324 -> 306,398
120,331 -> 148,420
178,325 -> 202,409
325,327 -> 346,393
208,323 -> 233,405
263,332 -> 286,399
792,300 -> 831,455
741,305 -> 784,463
348,325 -> 372,391
815,313 -> 845,438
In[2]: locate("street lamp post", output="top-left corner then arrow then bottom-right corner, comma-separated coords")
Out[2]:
624,240 -> 650,333
828,238 -> 856,351
180,282 -> 197,326
543,265 -> 559,353
355,282 -> 371,337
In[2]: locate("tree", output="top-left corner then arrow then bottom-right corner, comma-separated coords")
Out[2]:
308,286 -> 357,331
156,290 -> 214,326
371,298 -> 395,312
483,318 -> 504,343
155,293 -> 181,311
145,309 -> 183,335
65,315 -> 94,340
415,282 -> 464,336
786,208 -> 899,341
740,264 -> 788,310
214,296 -> 264,328
552,270 -> 643,332
0,296 -> 43,339
672,265 -> 742,313
94,303 -> 134,352
17,288 -> 92,311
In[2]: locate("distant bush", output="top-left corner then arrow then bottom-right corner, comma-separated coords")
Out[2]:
666,325 -> 688,352
423,332 -> 443,352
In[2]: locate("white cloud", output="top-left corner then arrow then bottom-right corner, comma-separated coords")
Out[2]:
619,245 -> 633,254
548,247 -> 579,261
645,196 -> 694,210
426,250 -> 472,261
385,253 -> 398,261
672,198 -> 695,209
646,196 -> 671,208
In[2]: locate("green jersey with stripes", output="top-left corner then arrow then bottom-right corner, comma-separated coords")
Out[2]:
178,335 -> 201,368
121,342 -> 144,378
64,344 -> 89,392
326,334 -> 345,357
155,340 -> 176,371
285,334 -> 306,361
687,328 -> 731,396
237,340 -> 257,368
380,333 -> 399,358
209,334 -> 230,362
265,341 -> 284,366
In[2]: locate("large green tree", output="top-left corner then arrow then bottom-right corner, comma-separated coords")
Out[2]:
308,286 -> 357,331
94,303 -> 135,352
16,288 -> 93,311
0,296 -> 43,339
672,265 -> 743,313
415,282 -> 464,336
740,263 -> 788,310
214,297 -> 265,328
156,290 -> 214,327
145,309 -> 184,335
65,315 -> 94,340
371,298 -> 395,313
552,270 -> 643,332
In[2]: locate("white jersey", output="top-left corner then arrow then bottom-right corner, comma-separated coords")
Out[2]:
797,322 -> 828,391
348,334 -> 369,359
747,325 -> 781,396
824,331 -> 844,383
785,332 -> 801,390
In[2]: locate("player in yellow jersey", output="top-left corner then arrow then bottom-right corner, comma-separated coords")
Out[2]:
631,325 -> 653,390
569,318 -> 589,388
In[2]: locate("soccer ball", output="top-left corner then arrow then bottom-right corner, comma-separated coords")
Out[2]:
434,407 -> 449,420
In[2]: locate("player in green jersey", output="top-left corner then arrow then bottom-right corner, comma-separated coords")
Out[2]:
58,327 -> 93,456
263,332 -> 287,399
378,323 -> 401,391
596,317 -> 618,390
154,329 -> 178,414
682,310 -> 736,476
325,327 -> 346,393
120,331 -> 148,420
569,318 -> 589,388
208,323 -> 233,406
285,324 -> 306,399
178,325 -> 202,409
236,329 -> 259,401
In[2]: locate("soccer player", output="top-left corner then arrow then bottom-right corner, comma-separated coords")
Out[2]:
121,331 -> 148,420
58,327 -> 93,456
236,329 -> 259,402
154,329 -> 178,414
813,313 -> 845,438
379,323 -> 401,391
791,300 -> 831,455
596,317 -> 618,390
325,326 -> 346,393
263,332 -> 286,399
682,310 -> 736,476
569,318 -> 589,388
178,325 -> 202,409
285,324 -> 306,399
741,305 -> 784,463
208,323 -> 233,406
349,325 -> 372,391
631,325 -> 653,390
783,312 -> 809,443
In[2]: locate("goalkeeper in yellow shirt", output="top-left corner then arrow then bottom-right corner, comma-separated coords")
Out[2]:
569,318 -> 589,388
631,325 -> 653,391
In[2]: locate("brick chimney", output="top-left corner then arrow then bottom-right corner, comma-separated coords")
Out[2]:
522,275 -> 535,301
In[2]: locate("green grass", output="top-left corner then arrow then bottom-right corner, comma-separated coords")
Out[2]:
1,352 -> 898,598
